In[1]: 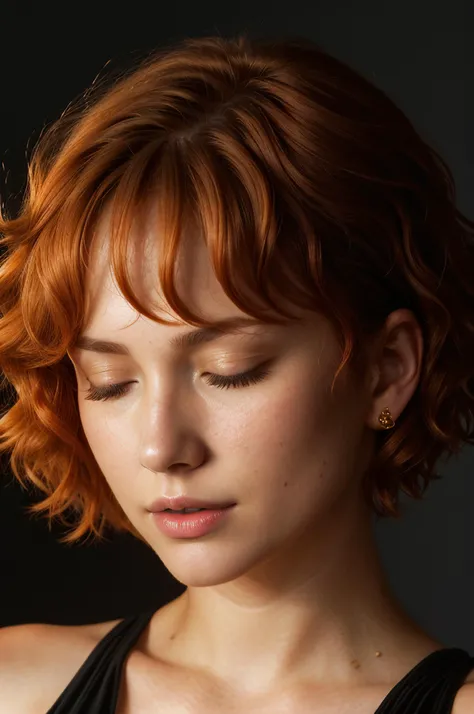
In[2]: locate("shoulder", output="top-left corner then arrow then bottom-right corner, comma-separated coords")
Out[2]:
0,617 -> 123,714
452,668 -> 474,714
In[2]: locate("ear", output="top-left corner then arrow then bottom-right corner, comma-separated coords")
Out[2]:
365,309 -> 424,430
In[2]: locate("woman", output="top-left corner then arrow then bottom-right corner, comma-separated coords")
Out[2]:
0,33 -> 473,714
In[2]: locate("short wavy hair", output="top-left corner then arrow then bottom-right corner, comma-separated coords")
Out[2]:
0,33 -> 473,545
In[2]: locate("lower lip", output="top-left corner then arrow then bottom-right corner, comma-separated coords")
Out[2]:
152,506 -> 235,538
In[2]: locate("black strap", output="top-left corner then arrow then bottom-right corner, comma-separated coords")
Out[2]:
374,648 -> 474,714
46,609 -> 156,714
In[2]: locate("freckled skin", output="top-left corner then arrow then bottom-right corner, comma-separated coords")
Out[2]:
68,208 -> 440,698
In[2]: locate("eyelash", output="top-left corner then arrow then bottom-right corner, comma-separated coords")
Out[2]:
83,364 -> 272,402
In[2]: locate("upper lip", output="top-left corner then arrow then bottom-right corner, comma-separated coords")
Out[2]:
147,496 -> 236,512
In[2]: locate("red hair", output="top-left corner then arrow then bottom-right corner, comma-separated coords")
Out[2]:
0,33 -> 473,544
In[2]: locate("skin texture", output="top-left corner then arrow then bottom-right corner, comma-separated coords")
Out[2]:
68,207 -> 443,701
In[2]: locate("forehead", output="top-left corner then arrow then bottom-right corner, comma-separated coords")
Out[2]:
83,206 -> 253,331
81,204 -> 328,352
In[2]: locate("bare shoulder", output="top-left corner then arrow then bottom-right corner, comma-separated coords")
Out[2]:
452,666 -> 474,714
0,617 -> 123,714
453,685 -> 474,714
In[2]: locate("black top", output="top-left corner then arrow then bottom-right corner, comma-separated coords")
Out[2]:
45,608 -> 474,714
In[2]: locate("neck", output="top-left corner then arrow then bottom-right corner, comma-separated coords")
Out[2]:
153,499 -> 439,697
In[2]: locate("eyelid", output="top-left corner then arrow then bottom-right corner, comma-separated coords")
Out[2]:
84,357 -> 271,386
82,360 -> 274,401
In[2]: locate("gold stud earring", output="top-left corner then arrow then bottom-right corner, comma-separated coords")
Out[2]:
378,407 -> 395,430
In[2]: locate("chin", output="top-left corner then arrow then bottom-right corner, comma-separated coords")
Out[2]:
158,549 -> 263,588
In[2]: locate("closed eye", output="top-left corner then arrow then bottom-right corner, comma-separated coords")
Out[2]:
83,363 -> 273,402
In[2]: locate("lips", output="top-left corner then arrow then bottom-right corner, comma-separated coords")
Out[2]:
163,507 -> 208,513
152,504 -> 235,538
147,496 -> 236,513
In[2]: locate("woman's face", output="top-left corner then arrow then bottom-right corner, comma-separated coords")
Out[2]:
68,215 -> 377,586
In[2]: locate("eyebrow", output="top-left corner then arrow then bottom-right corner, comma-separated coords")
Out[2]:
73,317 -> 268,356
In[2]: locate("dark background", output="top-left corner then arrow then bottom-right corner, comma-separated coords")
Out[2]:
1,1 -> 473,652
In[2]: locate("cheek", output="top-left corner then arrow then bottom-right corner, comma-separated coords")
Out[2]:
224,383 -> 332,487
232,377 -> 334,461
227,380 -> 361,520
78,406 -> 134,495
